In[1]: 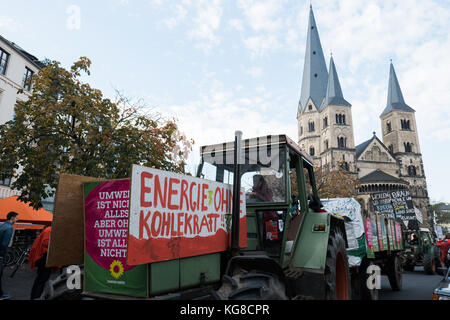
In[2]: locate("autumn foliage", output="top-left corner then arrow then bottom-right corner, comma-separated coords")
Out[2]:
0,57 -> 193,209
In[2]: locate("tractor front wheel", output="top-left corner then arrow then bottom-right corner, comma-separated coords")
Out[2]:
325,230 -> 351,300
216,270 -> 288,300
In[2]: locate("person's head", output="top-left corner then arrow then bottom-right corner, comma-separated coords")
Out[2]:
446,232 -> 450,240
253,174 -> 263,185
6,211 -> 19,224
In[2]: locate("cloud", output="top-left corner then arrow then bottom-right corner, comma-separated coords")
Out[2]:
236,0 -> 284,32
245,66 -> 263,78
0,16 -> 21,31
163,4 -> 187,29
187,0 -> 223,52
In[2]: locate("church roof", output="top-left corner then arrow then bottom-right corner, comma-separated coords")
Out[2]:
321,56 -> 351,110
299,5 -> 328,114
360,169 -> 407,184
380,63 -> 415,117
355,137 -> 373,158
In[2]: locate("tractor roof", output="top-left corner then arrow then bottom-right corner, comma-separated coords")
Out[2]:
200,134 -> 314,165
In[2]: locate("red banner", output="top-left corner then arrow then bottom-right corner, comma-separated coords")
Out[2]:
127,165 -> 246,265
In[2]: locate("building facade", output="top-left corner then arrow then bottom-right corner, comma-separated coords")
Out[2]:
297,6 -> 431,227
0,35 -> 43,199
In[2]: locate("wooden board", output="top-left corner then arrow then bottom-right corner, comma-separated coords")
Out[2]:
46,173 -> 101,267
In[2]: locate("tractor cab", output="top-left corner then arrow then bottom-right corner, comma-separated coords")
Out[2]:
197,134 -> 338,266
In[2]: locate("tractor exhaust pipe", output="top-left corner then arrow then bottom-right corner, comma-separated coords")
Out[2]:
231,131 -> 242,255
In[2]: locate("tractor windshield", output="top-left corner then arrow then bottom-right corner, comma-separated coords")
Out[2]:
198,145 -> 287,204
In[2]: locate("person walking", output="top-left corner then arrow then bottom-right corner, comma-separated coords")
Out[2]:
0,211 -> 19,300
29,226 -> 53,300
436,233 -> 450,267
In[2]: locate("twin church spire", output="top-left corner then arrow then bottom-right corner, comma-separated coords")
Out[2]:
299,6 -> 412,118
299,6 -> 350,114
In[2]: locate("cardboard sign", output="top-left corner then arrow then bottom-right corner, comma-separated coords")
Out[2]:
127,165 -> 247,266
371,192 -> 395,219
84,179 -> 147,297
47,174 -> 101,267
364,217 -> 374,255
395,222 -> 403,250
391,190 -> 415,221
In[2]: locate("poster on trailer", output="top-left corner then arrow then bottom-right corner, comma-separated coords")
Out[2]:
127,165 -> 247,266
83,179 -> 147,297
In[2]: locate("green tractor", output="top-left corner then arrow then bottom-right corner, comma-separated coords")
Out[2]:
197,133 -> 351,300
402,228 -> 444,275
45,133 -> 351,300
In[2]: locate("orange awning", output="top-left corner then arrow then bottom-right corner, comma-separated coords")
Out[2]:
0,196 -> 53,226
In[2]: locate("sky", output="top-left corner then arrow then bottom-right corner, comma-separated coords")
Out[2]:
1,0 -> 450,203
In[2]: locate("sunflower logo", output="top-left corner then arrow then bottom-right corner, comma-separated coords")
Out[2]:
109,260 -> 124,279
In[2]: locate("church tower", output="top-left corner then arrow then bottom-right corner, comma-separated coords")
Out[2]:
380,62 -> 431,226
297,5 -> 328,165
319,55 -> 357,174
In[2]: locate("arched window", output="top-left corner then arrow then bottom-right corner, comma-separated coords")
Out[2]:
401,119 -> 411,130
310,147 -> 315,156
308,121 -> 315,132
336,114 -> 346,125
408,165 -> 417,176
323,117 -> 328,128
386,121 -> 392,133
338,137 -> 346,149
404,142 -> 412,153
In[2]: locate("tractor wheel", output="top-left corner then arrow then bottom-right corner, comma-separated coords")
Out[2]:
423,253 -> 436,275
359,259 -> 379,300
325,230 -> 351,300
216,270 -> 288,300
386,255 -> 402,291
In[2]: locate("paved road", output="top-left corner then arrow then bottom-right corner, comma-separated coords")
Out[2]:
1,262 -> 59,300
1,261 -> 445,300
379,266 -> 444,300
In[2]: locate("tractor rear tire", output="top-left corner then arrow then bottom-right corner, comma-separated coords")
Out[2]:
325,230 -> 351,300
216,270 -> 288,300
424,253 -> 436,275
386,255 -> 402,291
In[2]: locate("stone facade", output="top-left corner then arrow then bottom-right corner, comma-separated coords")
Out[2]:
297,7 -> 431,227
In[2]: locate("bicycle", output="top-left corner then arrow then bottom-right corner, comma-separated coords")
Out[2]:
9,245 -> 31,278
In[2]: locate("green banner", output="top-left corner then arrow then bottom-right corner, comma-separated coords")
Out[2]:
84,180 -> 147,297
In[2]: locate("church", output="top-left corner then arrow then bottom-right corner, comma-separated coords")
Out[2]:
296,6 -> 431,227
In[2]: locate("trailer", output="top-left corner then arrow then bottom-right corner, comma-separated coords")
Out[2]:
322,195 -> 404,300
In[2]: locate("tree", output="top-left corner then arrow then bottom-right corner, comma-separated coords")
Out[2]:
289,161 -> 360,200
312,163 -> 360,199
431,202 -> 450,225
0,57 -> 193,209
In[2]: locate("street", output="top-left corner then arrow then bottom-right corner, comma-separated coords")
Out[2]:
379,266 -> 444,300
1,262 -> 444,300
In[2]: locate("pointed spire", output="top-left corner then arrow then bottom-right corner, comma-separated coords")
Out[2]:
381,62 -> 415,116
322,55 -> 351,109
299,6 -> 328,114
